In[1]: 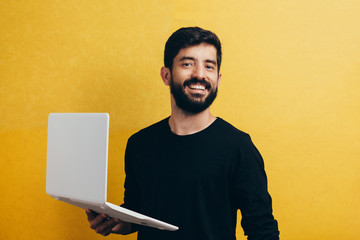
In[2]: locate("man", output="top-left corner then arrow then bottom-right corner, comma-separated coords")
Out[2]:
86,27 -> 279,240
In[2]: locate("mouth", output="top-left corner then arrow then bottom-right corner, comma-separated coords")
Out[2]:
183,78 -> 211,93
188,84 -> 206,91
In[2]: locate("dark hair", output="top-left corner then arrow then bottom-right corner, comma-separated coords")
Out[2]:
164,27 -> 222,72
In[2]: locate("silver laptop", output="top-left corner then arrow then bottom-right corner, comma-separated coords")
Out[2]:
46,113 -> 178,231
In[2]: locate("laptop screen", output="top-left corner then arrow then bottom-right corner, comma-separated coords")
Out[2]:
46,113 -> 109,204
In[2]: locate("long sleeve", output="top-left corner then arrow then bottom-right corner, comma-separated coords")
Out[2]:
231,134 -> 279,240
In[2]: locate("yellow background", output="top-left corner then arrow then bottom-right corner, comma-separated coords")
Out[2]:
1,0 -> 360,239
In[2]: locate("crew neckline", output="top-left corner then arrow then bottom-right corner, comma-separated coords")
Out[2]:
166,117 -> 221,138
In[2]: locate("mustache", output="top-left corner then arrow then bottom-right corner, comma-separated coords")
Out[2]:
183,78 -> 211,90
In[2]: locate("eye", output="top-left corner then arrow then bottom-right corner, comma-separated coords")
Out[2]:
182,62 -> 193,67
206,65 -> 215,70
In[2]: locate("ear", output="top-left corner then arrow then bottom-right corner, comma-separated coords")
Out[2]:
217,73 -> 222,87
160,66 -> 171,86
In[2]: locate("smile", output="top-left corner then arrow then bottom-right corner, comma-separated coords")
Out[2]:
188,84 -> 206,91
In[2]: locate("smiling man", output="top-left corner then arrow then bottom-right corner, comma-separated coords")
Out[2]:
165,42 -> 220,116
86,27 -> 279,240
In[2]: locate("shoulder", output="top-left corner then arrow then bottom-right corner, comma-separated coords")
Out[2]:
127,117 -> 169,145
215,118 -> 265,167
212,118 -> 261,155
214,117 -> 251,141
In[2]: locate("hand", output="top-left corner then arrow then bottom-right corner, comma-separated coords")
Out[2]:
86,209 -> 132,236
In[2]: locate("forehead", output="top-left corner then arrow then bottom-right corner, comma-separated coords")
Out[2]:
174,43 -> 217,62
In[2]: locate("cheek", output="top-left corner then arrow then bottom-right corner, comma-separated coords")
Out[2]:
210,76 -> 220,86
172,72 -> 190,83
173,66 -> 194,76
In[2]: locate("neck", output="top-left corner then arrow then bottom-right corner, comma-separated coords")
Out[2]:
168,97 -> 216,136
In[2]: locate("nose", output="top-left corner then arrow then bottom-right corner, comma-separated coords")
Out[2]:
192,64 -> 205,80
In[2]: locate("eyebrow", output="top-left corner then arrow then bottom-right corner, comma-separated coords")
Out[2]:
205,59 -> 217,66
179,56 -> 217,66
179,56 -> 195,61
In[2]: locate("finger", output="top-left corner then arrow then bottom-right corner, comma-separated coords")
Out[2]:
96,218 -> 119,236
89,213 -> 108,230
85,209 -> 98,222
111,220 -> 128,233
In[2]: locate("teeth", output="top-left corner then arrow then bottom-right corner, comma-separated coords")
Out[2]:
189,84 -> 205,90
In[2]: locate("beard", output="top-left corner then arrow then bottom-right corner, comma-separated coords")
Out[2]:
170,77 -> 218,114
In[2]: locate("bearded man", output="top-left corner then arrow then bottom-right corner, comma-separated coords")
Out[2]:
86,27 -> 280,240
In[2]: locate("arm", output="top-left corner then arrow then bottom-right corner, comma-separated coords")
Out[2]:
233,135 -> 279,240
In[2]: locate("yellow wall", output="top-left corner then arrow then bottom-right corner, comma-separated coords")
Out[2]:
1,0 -> 360,239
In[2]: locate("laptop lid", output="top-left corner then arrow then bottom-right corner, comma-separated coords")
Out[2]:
46,113 -> 109,204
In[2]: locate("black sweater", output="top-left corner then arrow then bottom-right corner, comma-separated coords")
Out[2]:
123,117 -> 279,240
